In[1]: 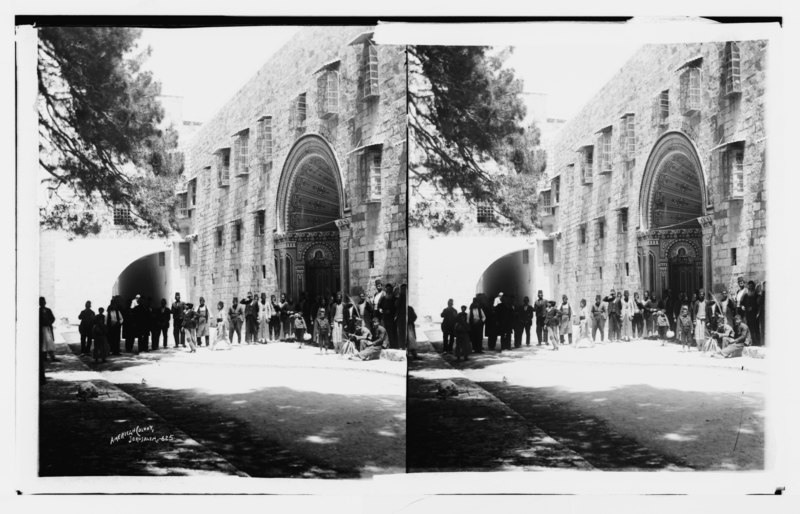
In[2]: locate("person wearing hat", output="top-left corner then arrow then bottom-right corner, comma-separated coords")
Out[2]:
228,296 -> 245,344
171,292 -> 186,349
440,299 -> 458,354
533,290 -> 548,345
494,292 -> 504,307
713,314 -> 751,358
133,294 -> 151,353
603,289 -> 620,342
182,302 -> 198,352
590,294 -> 607,343
293,312 -> 308,348
620,290 -> 633,342
372,280 -> 385,324
196,297 -> 210,347
78,300 -> 95,356
521,296 -> 534,347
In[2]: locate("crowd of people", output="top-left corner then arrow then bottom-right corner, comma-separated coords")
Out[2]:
39,279 -> 409,374
439,277 -> 765,361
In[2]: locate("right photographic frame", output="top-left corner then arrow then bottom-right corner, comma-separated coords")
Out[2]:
405,19 -> 783,486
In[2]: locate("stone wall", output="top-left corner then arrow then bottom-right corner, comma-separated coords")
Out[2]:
546,40 -> 767,304
180,26 -> 407,304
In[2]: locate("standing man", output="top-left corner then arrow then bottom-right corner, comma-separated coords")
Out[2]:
242,292 -> 259,344
196,296 -> 211,347
521,296 -> 534,346
591,294 -> 606,343
468,297 -> 486,353
278,293 -> 291,341
642,291 -> 654,338
153,298 -> 170,350
372,280 -> 385,324
603,289 -> 620,342
257,292 -> 272,344
228,296 -> 245,344
496,296 -> 514,351
78,301 -> 95,356
740,280 -> 761,346
356,292 -> 374,330
533,290 -> 548,346
440,299 -> 458,354
329,291 -> 345,351
494,292 -> 504,307
171,292 -> 186,348
380,284 -> 398,349
734,276 -> 747,312
106,297 -> 124,355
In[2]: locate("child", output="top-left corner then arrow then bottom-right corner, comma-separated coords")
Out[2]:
655,309 -> 670,345
211,301 -> 231,351
183,303 -> 197,353
313,308 -> 331,354
574,299 -> 593,348
294,313 -> 308,348
676,305 -> 694,352
546,300 -> 560,350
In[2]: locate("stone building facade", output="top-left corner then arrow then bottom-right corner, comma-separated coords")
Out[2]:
540,40 -> 767,305
175,26 -> 407,305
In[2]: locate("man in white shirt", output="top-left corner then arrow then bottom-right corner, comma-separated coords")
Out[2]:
494,292 -> 504,307
372,279 -> 384,323
257,292 -> 273,343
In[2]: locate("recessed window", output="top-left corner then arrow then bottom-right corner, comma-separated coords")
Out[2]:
262,264 -> 267,279
113,205 -> 132,225
368,250 -> 375,269
679,64 -> 702,115
256,117 -> 273,164
552,176 -> 561,205
597,127 -> 613,173
158,252 -> 165,267
723,42 -> 741,97
522,249 -> 529,264
731,248 -> 737,266
625,262 -> 630,276
256,210 -> 265,236
653,90 -> 669,126
579,146 -> 594,184
216,148 -> 231,187
317,70 -> 339,118
361,146 -> 382,202
362,41 -> 379,99
295,93 -> 307,129
543,240 -> 554,264
234,129 -> 250,176
235,269 -> 239,282
477,201 -> 494,223
620,114 -> 635,161
579,224 -> 586,245
597,218 -> 605,239
619,208 -> 628,233
599,266 -> 603,279
179,242 -> 190,267
216,227 -> 223,247
177,192 -> 189,219
722,143 -> 745,199
539,190 -> 552,216
234,221 -> 242,242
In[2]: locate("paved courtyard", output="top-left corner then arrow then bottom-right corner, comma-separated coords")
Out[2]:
40,333 -> 406,478
409,338 -> 765,472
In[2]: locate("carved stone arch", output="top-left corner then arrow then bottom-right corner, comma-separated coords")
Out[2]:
639,131 -> 708,231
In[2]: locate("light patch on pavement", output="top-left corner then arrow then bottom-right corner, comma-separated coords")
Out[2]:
304,435 -> 339,444
376,430 -> 396,437
662,433 -> 698,442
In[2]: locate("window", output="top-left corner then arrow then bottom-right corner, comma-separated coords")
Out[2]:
597,127 -> 613,173
216,148 -> 231,187
723,42 -> 741,96
579,224 -> 586,244
625,262 -> 630,276
234,221 -> 242,242
178,242 -> 190,267
262,265 -> 267,279
579,146 -> 593,184
360,146 -> 382,201
599,266 -> 603,280
317,70 -> 339,118
597,218 -> 605,239
619,207 -> 628,233
362,41 -> 379,99
256,117 -> 273,164
216,227 -> 223,247
234,130 -> 249,176
477,201 -> 494,223
620,114 -> 635,161
291,93 -> 307,130
653,90 -> 669,127
177,192 -> 189,219
158,252 -> 165,267
113,205 -> 132,225
722,143 -> 745,198
522,249 -> 529,264
731,248 -> 737,266
679,64 -> 702,115
543,240 -> 555,264
368,250 -> 375,269
256,210 -> 265,236
539,190 -> 552,216
235,269 -> 239,282
552,176 -> 561,205
187,178 -> 197,208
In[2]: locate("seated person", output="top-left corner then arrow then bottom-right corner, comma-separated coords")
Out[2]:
347,318 -> 372,352
351,318 -> 387,361
712,314 -> 751,359
703,313 -> 732,353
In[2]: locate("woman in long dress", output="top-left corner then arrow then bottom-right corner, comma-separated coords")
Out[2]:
40,297 -> 58,362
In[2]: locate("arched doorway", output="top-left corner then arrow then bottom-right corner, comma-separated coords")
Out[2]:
475,247 -> 537,308
113,250 -> 172,307
274,134 -> 346,303
637,132 -> 711,300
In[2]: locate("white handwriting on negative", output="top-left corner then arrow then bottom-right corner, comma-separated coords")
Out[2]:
109,425 -> 175,445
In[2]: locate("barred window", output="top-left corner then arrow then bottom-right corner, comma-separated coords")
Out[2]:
539,190 -> 552,216
216,227 -> 223,247
256,210 -> 265,236
360,146 -> 382,202
598,127 -> 613,173
579,146 -> 594,184
620,114 -> 635,161
477,201 -> 494,223
177,192 -> 189,219
362,41 -> 379,99
579,224 -> 586,244
724,42 -> 741,96
297,93 -> 307,127
217,148 -> 231,187
113,205 -> 132,225
659,90 -> 669,123
234,130 -> 249,176
317,71 -> 339,118
552,176 -> 561,205
722,143 -> 745,198
256,117 -> 273,163
680,65 -> 702,115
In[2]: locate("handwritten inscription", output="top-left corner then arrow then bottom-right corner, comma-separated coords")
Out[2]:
110,425 -> 174,445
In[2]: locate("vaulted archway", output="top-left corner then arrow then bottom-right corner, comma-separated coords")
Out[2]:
637,131 -> 712,301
